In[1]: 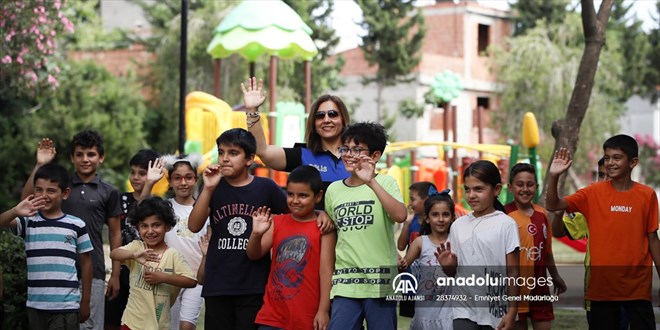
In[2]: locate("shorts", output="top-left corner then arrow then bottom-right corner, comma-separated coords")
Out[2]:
170,284 -> 204,328
27,308 -> 78,330
329,296 -> 396,330
204,294 -> 263,330
518,300 -> 554,322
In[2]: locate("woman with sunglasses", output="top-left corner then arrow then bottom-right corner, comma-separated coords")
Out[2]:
241,77 -> 351,209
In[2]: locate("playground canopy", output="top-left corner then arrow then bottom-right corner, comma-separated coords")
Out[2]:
206,0 -> 318,61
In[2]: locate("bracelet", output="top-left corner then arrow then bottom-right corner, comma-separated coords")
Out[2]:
246,116 -> 261,128
246,111 -> 260,118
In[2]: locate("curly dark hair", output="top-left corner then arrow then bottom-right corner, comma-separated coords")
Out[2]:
70,129 -> 105,156
129,197 -> 176,227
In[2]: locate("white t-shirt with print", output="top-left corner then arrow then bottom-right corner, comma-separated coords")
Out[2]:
165,198 -> 208,272
448,210 -> 520,328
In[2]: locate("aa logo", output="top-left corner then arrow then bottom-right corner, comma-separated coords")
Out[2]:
392,272 -> 418,294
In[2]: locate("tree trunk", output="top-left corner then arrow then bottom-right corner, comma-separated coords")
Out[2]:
539,0 -> 613,205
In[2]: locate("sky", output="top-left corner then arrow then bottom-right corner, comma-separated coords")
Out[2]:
331,0 -> 658,52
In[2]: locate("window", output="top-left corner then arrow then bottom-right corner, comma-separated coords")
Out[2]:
478,24 -> 490,55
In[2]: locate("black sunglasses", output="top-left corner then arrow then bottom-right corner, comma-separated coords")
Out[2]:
314,110 -> 340,120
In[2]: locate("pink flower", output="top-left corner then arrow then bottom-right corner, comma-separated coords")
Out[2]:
54,0 -> 61,10
47,74 -> 59,88
16,56 -> 23,64
61,17 -> 74,33
54,66 -> 60,74
1,55 -> 12,64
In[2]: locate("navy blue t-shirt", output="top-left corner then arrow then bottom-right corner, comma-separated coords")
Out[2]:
284,145 -> 349,209
202,176 -> 287,296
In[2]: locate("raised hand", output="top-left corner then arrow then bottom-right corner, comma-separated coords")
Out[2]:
354,154 -> 376,184
147,158 -> 165,184
435,242 -> 457,275
36,138 -> 56,165
202,164 -> 223,190
241,77 -> 266,109
251,206 -> 272,236
198,227 -> 212,256
549,148 -> 572,176
14,195 -> 47,217
133,249 -> 161,265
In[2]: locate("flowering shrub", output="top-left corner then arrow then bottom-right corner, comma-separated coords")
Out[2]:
635,134 -> 660,189
0,0 -> 73,99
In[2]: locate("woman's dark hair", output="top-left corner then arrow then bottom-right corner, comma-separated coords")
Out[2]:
419,193 -> 455,235
508,163 -> 536,184
305,95 -> 350,153
130,197 -> 176,227
463,160 -> 504,212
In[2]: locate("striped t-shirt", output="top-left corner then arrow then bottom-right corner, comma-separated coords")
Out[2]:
16,212 -> 93,312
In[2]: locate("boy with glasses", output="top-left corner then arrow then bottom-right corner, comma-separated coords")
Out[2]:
324,122 -> 408,329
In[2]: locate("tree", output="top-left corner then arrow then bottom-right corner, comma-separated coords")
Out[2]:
542,0 -> 614,199
0,0 -> 73,112
607,0 -> 652,101
356,0 -> 426,123
129,1 -> 244,152
490,14 -> 624,177
644,1 -> 660,101
282,0 -> 345,101
510,0 -> 570,36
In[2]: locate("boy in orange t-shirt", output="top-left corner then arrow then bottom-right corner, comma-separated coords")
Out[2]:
546,135 -> 660,330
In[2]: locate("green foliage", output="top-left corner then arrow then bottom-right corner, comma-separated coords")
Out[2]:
644,1 -> 660,102
357,0 -> 425,87
606,0 -> 653,101
133,0 -> 345,151
61,0 -> 127,51
399,98 -> 425,119
356,0 -> 426,122
0,230 -> 27,329
131,1 -> 251,153
283,0 -> 345,100
0,61 -> 147,210
489,15 -> 625,175
0,0 -> 72,107
510,0 -> 570,36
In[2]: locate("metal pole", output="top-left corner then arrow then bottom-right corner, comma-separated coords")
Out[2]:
178,0 -> 188,153
213,58 -> 221,98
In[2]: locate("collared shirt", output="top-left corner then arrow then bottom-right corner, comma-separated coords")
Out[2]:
62,172 -> 122,279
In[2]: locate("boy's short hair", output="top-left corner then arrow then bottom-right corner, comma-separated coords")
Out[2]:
216,128 -> 256,156
130,197 -> 176,227
34,163 -> 70,191
288,165 -> 322,195
603,134 -> 638,159
341,122 -> 388,154
129,149 -> 160,170
509,163 -> 537,184
70,130 -> 105,156
597,157 -> 605,167
409,182 -> 436,199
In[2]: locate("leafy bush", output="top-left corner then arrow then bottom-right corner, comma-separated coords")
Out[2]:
0,230 -> 27,329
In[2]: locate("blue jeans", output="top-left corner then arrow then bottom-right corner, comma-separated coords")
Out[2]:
329,296 -> 396,330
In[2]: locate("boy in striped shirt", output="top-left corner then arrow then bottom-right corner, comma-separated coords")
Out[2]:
0,163 -> 92,330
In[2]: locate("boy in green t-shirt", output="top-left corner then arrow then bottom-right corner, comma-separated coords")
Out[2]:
324,122 -> 407,329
